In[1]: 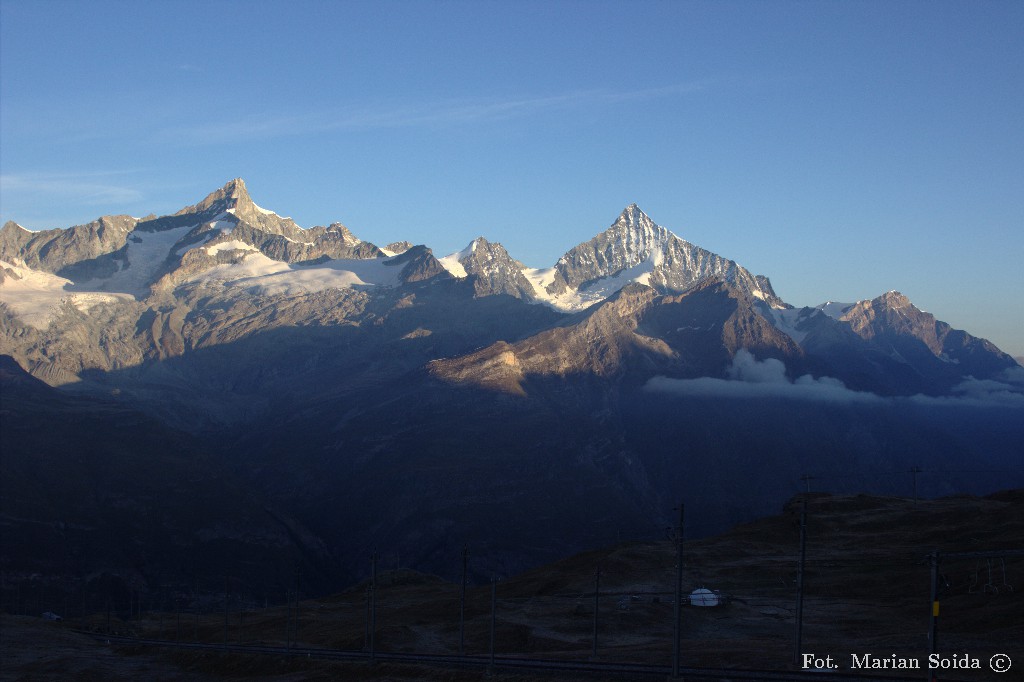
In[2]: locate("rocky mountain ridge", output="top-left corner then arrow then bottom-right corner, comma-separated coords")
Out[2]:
2,179 -> 1022,602
2,182 -> 786,312
1,178 -> 1019,404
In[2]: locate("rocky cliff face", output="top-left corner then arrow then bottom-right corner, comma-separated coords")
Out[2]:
1,215 -> 139,281
454,237 -> 538,299
544,204 -> 785,308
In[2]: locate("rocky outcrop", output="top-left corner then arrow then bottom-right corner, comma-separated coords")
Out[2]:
385,240 -> 414,255
391,245 -> 451,284
457,237 -> 537,299
1,216 -> 138,280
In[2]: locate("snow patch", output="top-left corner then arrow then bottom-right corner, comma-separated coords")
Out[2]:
81,224 -> 197,297
524,252 -> 661,312
766,307 -> 813,344
185,253 -> 404,296
0,260 -> 132,328
438,254 -> 468,278
250,202 -> 294,222
438,240 -> 481,279
206,240 -> 258,255
816,301 -> 854,320
523,267 -> 556,286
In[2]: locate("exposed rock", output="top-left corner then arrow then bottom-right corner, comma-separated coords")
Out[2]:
385,240 -> 414,255
545,204 -> 785,308
457,237 -> 537,299
839,291 -> 1017,380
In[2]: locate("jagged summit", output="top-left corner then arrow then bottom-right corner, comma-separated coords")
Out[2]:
615,203 -> 653,227
179,177 -> 251,217
600,203 -> 672,257
539,205 -> 785,310
879,290 -> 912,307
438,236 -> 536,299
218,177 -> 249,203
174,178 -> 298,233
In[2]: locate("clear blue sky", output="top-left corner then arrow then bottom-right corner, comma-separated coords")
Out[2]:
2,0 -> 1022,356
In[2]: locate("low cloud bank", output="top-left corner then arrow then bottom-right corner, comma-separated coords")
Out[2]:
909,366 -> 1024,407
644,350 -> 1024,407
645,350 -> 882,404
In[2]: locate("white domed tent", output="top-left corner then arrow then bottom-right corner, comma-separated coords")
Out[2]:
689,588 -> 719,607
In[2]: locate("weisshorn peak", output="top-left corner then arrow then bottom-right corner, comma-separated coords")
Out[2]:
534,203 -> 785,310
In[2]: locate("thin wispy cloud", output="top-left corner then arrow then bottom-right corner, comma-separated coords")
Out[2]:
161,82 -> 707,145
1,171 -> 145,205
0,171 -> 151,230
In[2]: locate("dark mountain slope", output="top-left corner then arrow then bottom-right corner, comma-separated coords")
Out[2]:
0,355 -> 341,597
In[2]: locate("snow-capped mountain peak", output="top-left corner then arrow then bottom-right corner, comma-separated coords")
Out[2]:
604,204 -> 671,262
615,202 -> 653,228
438,237 -> 537,299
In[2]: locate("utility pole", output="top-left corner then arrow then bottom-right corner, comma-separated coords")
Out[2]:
799,474 -> 816,494
910,466 -> 923,503
364,585 -> 371,651
293,568 -> 301,647
921,549 -> 1024,682
671,502 -> 684,679
223,576 -> 229,649
489,576 -> 497,674
928,551 -> 940,682
370,551 -> 378,663
793,495 -> 808,666
591,566 -> 601,660
285,589 -> 291,650
459,545 -> 469,656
